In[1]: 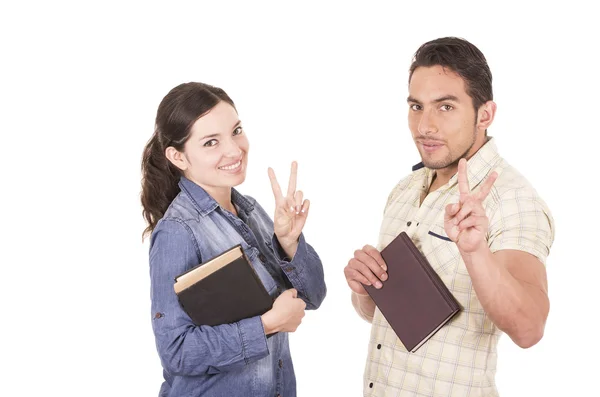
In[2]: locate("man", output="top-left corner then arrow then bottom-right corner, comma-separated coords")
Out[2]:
344,37 -> 555,396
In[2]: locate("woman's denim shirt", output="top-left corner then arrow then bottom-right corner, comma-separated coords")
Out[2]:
149,177 -> 327,397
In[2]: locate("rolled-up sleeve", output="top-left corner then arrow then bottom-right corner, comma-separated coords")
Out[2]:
270,233 -> 327,310
487,187 -> 555,265
149,219 -> 269,377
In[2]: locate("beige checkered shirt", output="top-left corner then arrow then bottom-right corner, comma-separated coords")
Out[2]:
360,138 -> 554,397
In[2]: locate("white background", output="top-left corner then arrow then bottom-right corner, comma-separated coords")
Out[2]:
1,1 -> 598,396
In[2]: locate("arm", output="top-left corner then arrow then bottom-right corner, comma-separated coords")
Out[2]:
446,159 -> 554,348
149,219 -> 269,377
460,247 -> 549,348
344,245 -> 388,321
347,181 -> 403,321
351,292 -> 376,323
266,162 -> 326,310
271,233 -> 326,310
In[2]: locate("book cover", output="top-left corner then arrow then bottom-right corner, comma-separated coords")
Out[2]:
364,232 -> 461,352
174,244 -> 273,327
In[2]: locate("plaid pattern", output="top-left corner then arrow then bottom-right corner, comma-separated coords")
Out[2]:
362,138 -> 554,397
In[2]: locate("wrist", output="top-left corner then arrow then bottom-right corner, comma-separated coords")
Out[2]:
278,236 -> 298,248
277,236 -> 299,258
261,310 -> 279,335
460,243 -> 492,265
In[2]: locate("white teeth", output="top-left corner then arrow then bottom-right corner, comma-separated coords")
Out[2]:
219,160 -> 241,170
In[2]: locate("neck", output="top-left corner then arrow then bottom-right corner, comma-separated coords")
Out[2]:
434,133 -> 489,186
212,189 -> 235,214
189,177 -> 236,215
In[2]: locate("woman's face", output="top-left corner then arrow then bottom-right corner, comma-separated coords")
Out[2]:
169,101 -> 250,192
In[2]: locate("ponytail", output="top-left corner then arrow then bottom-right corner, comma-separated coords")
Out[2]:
140,132 -> 181,239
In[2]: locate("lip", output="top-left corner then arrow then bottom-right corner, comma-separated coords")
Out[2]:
219,158 -> 242,168
218,157 -> 244,173
418,140 -> 444,153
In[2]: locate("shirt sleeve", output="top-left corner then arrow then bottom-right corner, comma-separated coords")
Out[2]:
270,233 -> 327,310
149,218 -> 269,377
487,186 -> 555,265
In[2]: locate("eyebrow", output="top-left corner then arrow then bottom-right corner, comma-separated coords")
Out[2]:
407,95 -> 460,104
198,120 -> 242,141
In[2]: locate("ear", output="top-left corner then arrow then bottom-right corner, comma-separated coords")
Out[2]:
165,146 -> 188,172
477,100 -> 497,131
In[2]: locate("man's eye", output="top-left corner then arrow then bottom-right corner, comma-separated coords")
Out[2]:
441,104 -> 453,111
410,104 -> 421,111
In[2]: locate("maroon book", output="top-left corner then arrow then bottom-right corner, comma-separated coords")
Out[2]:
364,232 -> 461,352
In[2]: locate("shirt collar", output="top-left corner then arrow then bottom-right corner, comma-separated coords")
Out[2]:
178,176 -> 255,217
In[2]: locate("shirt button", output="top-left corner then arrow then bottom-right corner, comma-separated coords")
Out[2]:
279,359 -> 283,368
284,266 -> 295,273
259,253 -> 267,263
377,344 -> 381,349
369,382 -> 374,388
407,221 -> 412,227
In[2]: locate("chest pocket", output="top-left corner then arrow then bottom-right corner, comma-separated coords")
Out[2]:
241,243 -> 279,296
419,223 -> 465,277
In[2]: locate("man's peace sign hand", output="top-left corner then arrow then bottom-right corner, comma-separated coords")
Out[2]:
444,158 -> 498,253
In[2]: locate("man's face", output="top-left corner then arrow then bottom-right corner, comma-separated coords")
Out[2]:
407,65 -> 481,170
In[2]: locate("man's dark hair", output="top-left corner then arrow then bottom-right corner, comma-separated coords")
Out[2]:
409,37 -> 493,110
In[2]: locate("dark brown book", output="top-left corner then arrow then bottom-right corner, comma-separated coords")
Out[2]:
364,232 -> 461,352
173,244 -> 273,327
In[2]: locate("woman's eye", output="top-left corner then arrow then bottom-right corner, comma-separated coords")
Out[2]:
204,139 -> 218,147
233,126 -> 243,135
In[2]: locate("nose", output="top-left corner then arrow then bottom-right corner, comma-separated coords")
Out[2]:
417,109 -> 438,136
222,137 -> 242,157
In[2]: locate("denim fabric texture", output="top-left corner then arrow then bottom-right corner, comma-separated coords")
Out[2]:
149,176 -> 326,397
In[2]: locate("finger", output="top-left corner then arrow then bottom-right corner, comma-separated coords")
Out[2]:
268,167 -> 284,203
300,199 -> 310,214
457,158 -> 470,203
288,288 -> 298,298
348,257 -> 383,288
287,161 -> 298,198
444,203 -> 460,221
476,171 -> 498,201
457,214 -> 484,231
354,250 -> 387,285
452,200 -> 476,225
294,190 -> 303,214
345,268 -> 372,287
362,244 -> 387,271
286,196 -> 296,213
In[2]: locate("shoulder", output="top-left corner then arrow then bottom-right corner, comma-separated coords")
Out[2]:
150,193 -> 200,250
150,216 -> 197,248
485,159 -> 555,252
384,171 -> 422,212
160,190 -> 201,222
487,159 -> 552,215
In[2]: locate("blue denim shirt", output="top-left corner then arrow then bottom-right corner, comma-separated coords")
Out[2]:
149,176 -> 327,397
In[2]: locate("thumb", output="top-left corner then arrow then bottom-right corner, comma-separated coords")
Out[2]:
288,288 -> 298,298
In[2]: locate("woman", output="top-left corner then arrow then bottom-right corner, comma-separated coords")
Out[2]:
141,82 -> 327,397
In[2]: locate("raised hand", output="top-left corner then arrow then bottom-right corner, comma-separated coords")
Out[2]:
268,161 -> 310,251
444,158 -> 498,253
